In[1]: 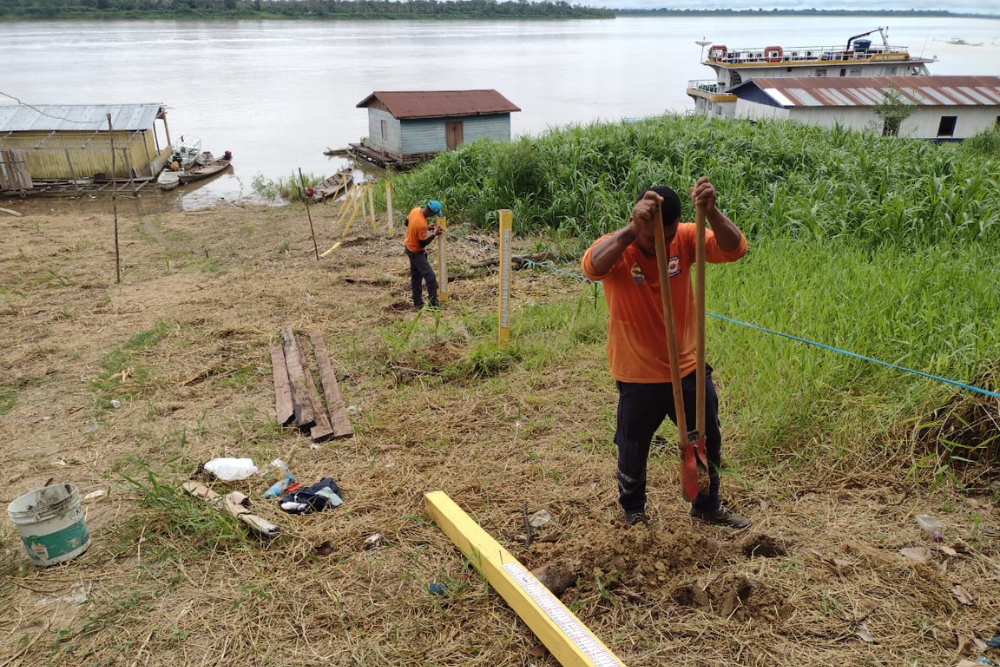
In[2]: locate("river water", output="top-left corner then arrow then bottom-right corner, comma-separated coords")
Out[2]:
2,16 -> 998,206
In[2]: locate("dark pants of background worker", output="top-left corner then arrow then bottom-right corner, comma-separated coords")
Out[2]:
614,367 -> 722,515
406,248 -> 438,309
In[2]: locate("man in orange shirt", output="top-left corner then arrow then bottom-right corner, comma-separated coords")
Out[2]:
404,200 -> 444,309
582,177 -> 750,528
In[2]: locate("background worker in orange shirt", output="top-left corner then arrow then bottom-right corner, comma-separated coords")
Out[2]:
581,177 -> 750,528
404,200 -> 444,310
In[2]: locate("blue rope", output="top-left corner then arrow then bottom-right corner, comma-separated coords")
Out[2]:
708,314 -> 1000,401
445,232 -> 999,401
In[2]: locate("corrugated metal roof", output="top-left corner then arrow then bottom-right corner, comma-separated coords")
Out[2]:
0,103 -> 165,132
736,76 -> 1000,108
356,90 -> 520,120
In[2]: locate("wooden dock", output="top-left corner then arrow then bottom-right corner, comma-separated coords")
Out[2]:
345,143 -> 437,171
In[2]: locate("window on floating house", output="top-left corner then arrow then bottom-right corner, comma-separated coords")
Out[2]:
937,116 -> 957,138
380,120 -> 387,141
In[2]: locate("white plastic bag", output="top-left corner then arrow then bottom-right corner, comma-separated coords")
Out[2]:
204,457 -> 258,481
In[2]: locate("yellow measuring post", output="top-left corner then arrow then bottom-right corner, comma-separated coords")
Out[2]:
367,183 -> 377,231
437,216 -> 448,304
498,209 -> 513,346
425,491 -> 627,667
336,183 -> 358,219
386,181 -> 394,234
321,185 -> 365,257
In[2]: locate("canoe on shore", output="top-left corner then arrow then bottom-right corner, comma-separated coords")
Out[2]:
308,168 -> 353,202
178,157 -> 233,185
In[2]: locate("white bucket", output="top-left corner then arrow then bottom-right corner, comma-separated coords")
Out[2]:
7,484 -> 90,567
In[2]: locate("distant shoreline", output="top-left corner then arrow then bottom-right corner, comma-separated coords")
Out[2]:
2,8 -> 998,21
613,8 -> 999,19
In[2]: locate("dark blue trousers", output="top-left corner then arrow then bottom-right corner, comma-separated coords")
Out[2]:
406,248 -> 438,308
614,368 -> 722,515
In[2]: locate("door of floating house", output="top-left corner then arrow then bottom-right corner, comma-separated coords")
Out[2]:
445,121 -> 464,150
355,90 -> 520,165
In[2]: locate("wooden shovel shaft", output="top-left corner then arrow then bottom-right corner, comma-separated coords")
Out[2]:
653,208 -> 689,445
695,204 -> 706,438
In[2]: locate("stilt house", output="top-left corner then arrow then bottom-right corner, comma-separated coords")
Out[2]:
349,90 -> 520,168
0,103 -> 172,194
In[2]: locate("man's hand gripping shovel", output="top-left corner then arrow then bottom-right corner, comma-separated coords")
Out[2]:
652,200 -> 710,502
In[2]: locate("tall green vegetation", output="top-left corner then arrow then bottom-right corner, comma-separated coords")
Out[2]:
963,124 -> 1000,159
392,115 -> 1000,252
389,115 -> 1000,479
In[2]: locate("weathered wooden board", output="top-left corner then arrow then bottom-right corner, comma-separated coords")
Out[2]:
298,334 -> 334,443
310,330 -> 354,439
280,327 -> 315,430
270,345 -> 294,426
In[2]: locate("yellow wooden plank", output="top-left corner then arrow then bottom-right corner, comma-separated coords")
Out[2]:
437,216 -> 449,304
498,209 -> 512,346
386,181 -> 394,234
424,491 -> 626,667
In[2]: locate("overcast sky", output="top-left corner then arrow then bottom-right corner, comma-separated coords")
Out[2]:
590,0 -> 1000,14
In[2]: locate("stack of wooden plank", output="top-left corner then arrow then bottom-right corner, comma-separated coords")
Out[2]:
271,328 -> 354,443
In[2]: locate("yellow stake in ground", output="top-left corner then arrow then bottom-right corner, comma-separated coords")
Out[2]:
498,209 -> 512,345
437,216 -> 448,304
425,491 -> 626,667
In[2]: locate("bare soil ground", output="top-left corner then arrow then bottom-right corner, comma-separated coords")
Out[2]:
1,195 -> 999,667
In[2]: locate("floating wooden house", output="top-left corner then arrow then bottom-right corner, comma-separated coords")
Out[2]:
729,76 -> 1000,140
348,90 -> 521,169
0,103 -> 173,195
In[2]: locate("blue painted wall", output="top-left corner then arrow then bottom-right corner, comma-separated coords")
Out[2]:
365,110 -> 512,155
366,109 -> 403,154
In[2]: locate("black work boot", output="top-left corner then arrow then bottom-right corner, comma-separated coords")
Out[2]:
690,504 -> 750,529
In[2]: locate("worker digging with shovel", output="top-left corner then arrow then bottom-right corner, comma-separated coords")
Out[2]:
582,177 -> 750,528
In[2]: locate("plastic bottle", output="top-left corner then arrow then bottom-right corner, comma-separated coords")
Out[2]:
264,459 -> 294,499
915,514 -> 943,542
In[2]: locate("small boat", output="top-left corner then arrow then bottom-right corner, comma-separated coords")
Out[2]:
177,153 -> 233,185
308,168 -> 353,202
168,136 -> 203,169
157,170 -> 181,191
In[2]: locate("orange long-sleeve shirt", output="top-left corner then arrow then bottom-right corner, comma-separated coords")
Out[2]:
404,207 -> 432,253
581,224 -> 747,383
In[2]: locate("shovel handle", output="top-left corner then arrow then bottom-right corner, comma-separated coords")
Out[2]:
695,203 -> 706,439
653,205 -> 688,445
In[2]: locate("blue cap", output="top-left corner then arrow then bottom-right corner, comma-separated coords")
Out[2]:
427,200 -> 443,217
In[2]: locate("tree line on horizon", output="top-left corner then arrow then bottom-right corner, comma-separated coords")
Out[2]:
0,0 -> 614,19
615,7 -> 992,17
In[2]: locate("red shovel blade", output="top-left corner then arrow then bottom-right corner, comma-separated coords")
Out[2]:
680,441 -> 699,502
680,437 -> 711,502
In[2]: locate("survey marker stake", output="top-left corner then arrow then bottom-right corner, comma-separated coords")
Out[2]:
425,491 -> 626,667
299,168 -> 320,260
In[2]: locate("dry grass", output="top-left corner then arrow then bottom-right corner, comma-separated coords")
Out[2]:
1,196 -> 999,667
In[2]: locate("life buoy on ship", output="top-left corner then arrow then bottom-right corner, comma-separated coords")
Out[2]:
765,46 -> 783,63
709,45 -> 727,61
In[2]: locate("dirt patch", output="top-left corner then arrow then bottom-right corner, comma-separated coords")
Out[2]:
741,533 -> 789,559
